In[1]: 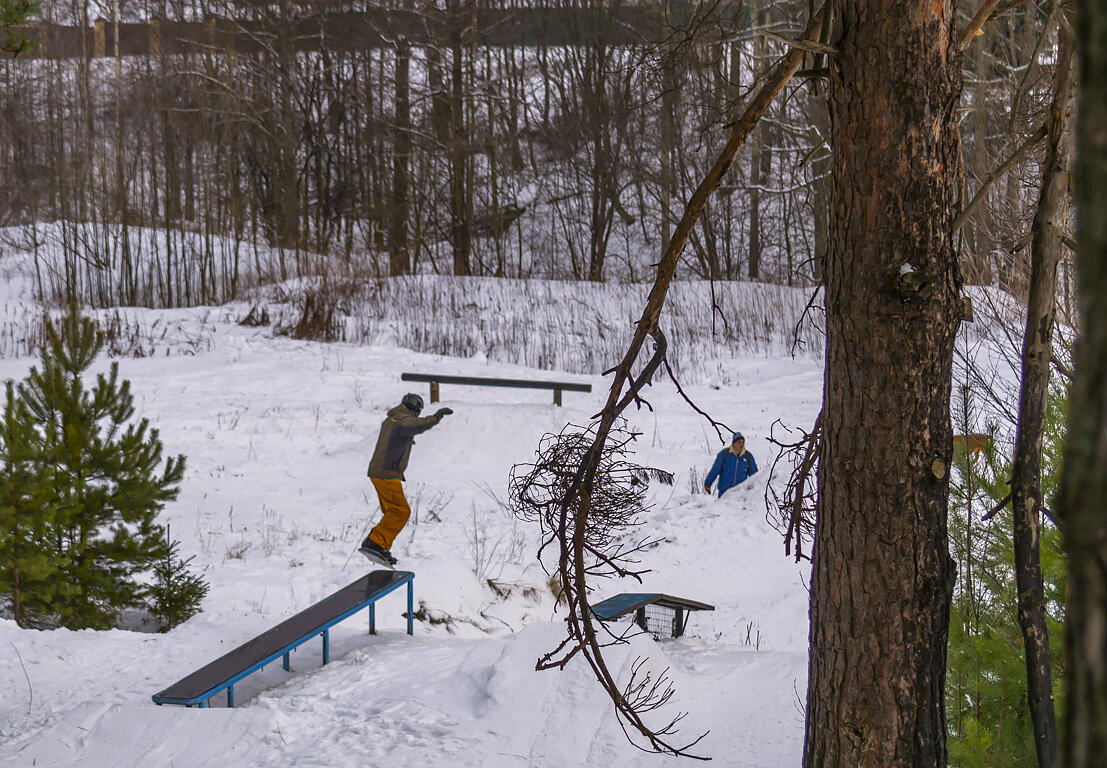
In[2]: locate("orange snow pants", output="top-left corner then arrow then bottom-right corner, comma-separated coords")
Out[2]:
368,477 -> 412,550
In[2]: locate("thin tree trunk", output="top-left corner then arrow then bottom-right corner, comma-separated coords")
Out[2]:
390,37 -> 411,277
1060,3 -> 1107,767
748,6 -> 770,282
804,1 -> 962,765
1008,18 -> 1074,768
748,128 -> 764,281
449,0 -> 471,276
811,92 -> 829,284
660,2 -> 676,261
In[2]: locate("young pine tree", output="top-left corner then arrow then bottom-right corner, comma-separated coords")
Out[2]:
148,527 -> 209,631
0,381 -> 74,627
946,384 -> 1066,767
16,311 -> 187,629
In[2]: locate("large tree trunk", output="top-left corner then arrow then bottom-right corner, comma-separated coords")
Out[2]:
804,2 -> 962,767
1008,18 -> 1074,768
1061,2 -> 1107,766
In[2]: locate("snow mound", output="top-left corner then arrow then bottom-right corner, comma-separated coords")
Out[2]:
0,306 -> 820,766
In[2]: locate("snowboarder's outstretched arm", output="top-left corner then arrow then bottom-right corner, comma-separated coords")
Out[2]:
390,410 -> 441,436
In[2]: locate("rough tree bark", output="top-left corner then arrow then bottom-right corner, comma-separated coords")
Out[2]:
803,1 -> 962,767
1007,15 -> 1074,768
1060,2 -> 1107,766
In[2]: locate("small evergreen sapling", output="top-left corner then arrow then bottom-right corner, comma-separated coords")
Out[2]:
946,383 -> 1067,766
149,527 -> 209,631
12,310 -> 187,628
0,381 -> 73,627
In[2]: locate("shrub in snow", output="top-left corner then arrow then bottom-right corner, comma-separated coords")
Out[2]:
149,528 -> 209,632
0,309 -> 193,629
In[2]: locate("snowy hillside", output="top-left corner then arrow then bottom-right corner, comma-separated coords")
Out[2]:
0,226 -> 825,383
0,293 -> 822,766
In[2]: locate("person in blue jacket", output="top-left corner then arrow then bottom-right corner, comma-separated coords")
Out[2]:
704,432 -> 758,496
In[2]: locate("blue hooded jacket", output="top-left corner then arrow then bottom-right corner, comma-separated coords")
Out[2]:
705,447 -> 757,497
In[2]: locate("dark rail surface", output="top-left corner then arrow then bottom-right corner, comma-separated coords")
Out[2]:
401,372 -> 591,392
591,592 -> 714,639
401,372 -> 590,406
153,570 -> 413,708
591,592 -> 715,621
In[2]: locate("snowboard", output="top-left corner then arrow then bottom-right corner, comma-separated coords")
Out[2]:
358,546 -> 396,570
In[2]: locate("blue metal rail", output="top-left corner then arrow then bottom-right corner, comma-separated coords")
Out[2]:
153,570 -> 414,708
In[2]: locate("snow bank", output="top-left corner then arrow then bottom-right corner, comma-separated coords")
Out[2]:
0,304 -> 820,766
258,274 -> 825,386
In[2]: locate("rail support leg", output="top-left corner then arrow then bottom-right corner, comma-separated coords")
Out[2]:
407,580 -> 414,635
369,603 -> 376,635
227,685 -> 235,708
554,388 -> 562,406
430,381 -> 440,403
323,629 -> 330,665
283,652 -> 290,672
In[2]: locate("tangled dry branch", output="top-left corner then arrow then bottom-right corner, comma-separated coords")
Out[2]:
765,412 -> 821,562
509,416 -> 701,755
506,6 -> 825,758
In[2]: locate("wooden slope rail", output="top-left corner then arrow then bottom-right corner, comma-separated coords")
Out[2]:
153,570 -> 414,708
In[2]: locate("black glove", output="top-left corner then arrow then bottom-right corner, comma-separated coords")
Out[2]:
435,407 -> 454,419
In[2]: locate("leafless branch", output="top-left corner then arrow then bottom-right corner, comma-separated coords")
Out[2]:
954,123 -> 1048,233
766,413 -> 822,561
959,0 -> 1004,50
758,29 -> 838,56
511,6 -> 828,755
663,358 -> 732,444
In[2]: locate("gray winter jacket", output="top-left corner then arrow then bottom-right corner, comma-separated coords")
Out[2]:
367,404 -> 441,480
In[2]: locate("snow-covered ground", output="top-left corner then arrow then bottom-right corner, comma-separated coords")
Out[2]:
0,283 -> 824,765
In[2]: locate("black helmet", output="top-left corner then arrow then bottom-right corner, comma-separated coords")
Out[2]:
401,393 -> 424,414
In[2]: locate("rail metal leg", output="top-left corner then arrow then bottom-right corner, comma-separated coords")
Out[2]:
227,685 -> 235,708
554,389 -> 562,406
369,603 -> 376,635
430,381 -> 440,403
407,580 -> 414,635
283,652 -> 290,671
322,629 -> 330,665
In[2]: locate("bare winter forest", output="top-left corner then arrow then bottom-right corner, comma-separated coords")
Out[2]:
0,0 -> 1075,315
3,2 -> 1107,768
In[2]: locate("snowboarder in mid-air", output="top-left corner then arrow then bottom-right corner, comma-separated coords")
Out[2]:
360,393 -> 452,567
704,432 -> 757,497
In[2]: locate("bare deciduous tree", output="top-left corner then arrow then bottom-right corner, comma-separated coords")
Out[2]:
1006,10 -> 1075,767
